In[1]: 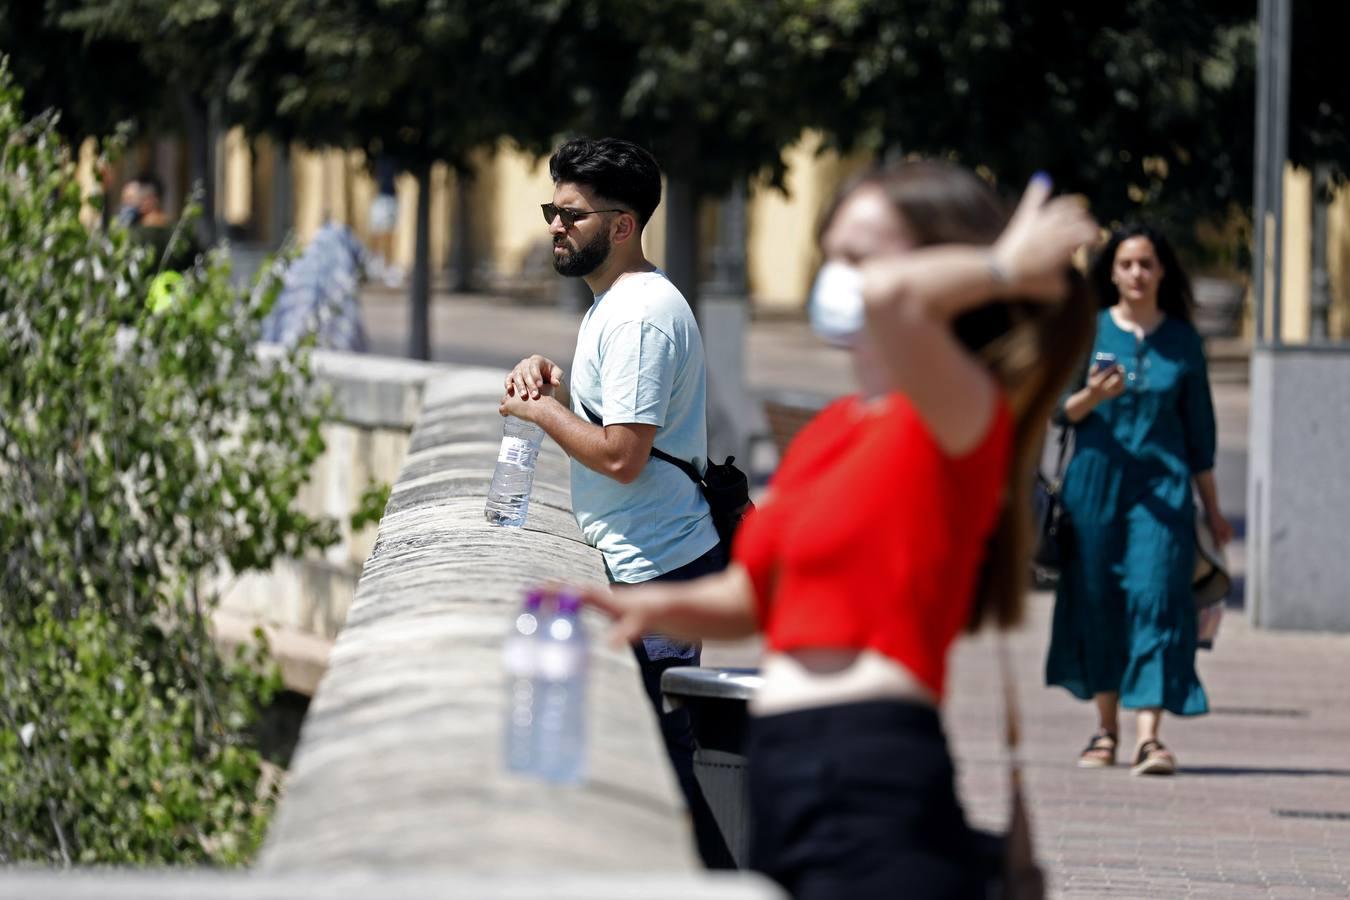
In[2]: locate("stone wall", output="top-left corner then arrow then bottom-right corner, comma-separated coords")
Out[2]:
254,365 -> 780,893
213,350 -> 445,693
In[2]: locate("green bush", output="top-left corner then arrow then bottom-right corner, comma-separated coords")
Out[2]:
0,60 -> 334,865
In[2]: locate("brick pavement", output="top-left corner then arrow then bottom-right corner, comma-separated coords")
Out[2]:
945,595 -> 1350,899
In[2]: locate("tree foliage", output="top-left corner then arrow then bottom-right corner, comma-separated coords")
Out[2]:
19,1 -> 1350,221
0,62 -> 334,864
800,1 -> 1257,240
224,0 -> 572,167
556,0 -> 851,195
1289,1 -> 1350,180
0,2 -> 158,142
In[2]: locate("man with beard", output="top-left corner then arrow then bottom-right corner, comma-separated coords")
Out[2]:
502,138 -> 731,868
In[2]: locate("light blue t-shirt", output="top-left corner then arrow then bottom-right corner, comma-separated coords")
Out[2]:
569,270 -> 719,583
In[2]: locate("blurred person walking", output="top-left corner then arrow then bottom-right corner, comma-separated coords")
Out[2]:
500,138 -> 732,867
576,161 -> 1097,899
117,171 -> 200,272
367,155 -> 402,287
1045,224 -> 1232,776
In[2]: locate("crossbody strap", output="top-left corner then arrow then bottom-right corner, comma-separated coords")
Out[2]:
996,633 -> 1033,816
577,399 -> 703,485
996,635 -> 1022,760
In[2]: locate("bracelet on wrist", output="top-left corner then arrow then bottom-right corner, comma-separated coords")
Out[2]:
987,251 -> 1014,289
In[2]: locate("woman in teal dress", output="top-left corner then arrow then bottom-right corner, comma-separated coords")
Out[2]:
1046,224 -> 1233,776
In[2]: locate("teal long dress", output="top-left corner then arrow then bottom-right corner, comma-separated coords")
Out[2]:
1045,308 -> 1216,716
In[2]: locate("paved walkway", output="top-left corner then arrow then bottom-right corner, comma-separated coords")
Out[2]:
361,287 -> 1350,898
945,595 -> 1350,899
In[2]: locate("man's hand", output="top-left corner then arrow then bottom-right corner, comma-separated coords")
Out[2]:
499,390 -> 549,423
506,354 -> 564,401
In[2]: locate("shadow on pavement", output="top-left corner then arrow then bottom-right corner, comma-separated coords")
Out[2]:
1181,765 -> 1350,778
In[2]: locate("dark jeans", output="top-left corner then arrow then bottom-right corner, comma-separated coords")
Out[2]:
625,541 -> 737,870
747,700 -> 996,899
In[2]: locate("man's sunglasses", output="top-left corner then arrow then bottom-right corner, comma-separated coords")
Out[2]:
541,203 -> 629,227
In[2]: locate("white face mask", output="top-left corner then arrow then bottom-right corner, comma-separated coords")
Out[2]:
808,261 -> 865,347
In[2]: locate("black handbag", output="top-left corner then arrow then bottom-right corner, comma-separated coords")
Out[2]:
1032,425 -> 1072,586
579,401 -> 753,546
1192,500 -> 1232,651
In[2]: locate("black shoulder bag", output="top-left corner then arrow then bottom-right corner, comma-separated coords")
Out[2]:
579,401 -> 753,547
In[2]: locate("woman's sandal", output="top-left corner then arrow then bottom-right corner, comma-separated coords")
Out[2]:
1131,739 -> 1177,776
1077,729 -> 1118,768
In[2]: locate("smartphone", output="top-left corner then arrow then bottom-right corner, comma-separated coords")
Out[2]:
1092,351 -> 1118,374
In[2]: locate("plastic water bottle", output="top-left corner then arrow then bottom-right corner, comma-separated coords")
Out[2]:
534,592 -> 588,784
485,416 -> 545,527
502,591 -> 545,775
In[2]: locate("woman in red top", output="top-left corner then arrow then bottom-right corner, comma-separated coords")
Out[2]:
584,161 -> 1096,899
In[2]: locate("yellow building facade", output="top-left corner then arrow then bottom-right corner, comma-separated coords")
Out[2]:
218,132 -> 875,313
98,131 -> 1344,336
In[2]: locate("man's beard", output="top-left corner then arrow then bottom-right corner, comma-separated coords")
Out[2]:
553,230 -> 611,277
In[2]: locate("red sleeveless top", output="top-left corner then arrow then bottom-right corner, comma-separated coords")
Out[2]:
733,392 -> 1012,698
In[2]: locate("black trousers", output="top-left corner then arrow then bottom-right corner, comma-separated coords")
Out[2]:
629,541 -> 738,870
748,700 -> 996,899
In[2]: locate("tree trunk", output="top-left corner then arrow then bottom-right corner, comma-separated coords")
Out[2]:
663,128 -> 702,316
409,161 -> 433,360
154,139 -> 181,219
663,175 -> 700,314
271,142 -> 293,248
1311,160 -> 1331,340
449,163 -> 476,292
556,273 -> 591,315
178,88 -> 215,245
208,95 -> 225,242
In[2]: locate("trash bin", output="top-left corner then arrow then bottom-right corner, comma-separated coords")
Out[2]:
660,666 -> 763,869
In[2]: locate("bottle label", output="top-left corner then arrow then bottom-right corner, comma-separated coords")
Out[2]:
498,436 -> 535,464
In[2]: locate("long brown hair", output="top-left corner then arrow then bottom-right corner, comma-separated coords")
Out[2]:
821,160 -> 1095,630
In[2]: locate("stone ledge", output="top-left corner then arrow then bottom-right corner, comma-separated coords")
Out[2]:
213,607 -> 331,696
260,366 -> 721,877
255,344 -> 451,429
310,348 -> 450,429
0,871 -> 782,899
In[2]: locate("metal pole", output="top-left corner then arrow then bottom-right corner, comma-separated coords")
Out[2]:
1269,0 -> 1292,346
1252,0 -> 1270,343
409,161 -> 432,361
